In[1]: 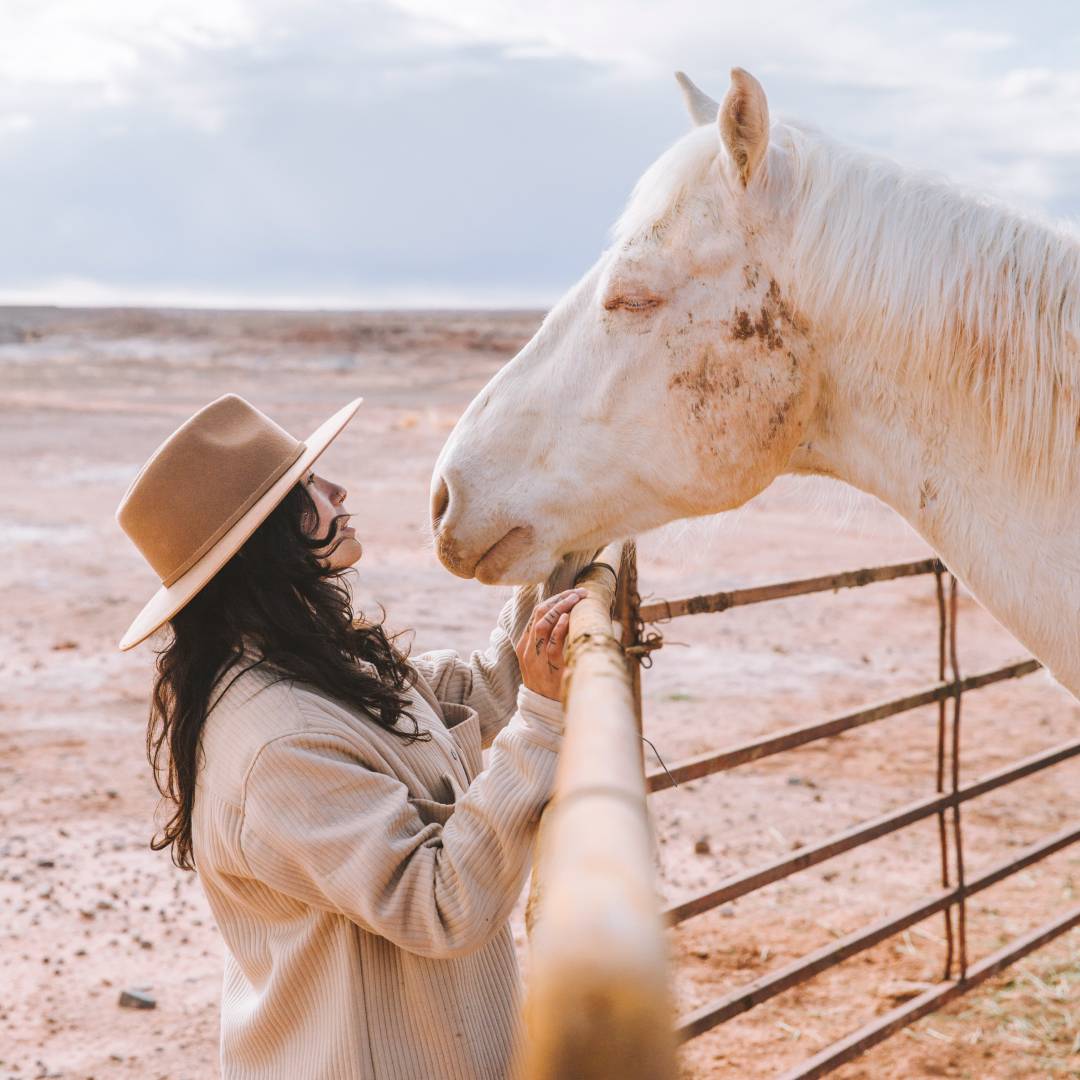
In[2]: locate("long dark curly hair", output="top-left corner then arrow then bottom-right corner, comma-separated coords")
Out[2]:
147,480 -> 422,871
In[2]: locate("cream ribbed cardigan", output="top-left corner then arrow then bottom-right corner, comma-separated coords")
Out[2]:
191,580 -> 571,1080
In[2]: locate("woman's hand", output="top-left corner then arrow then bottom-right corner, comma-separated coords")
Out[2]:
515,589 -> 588,701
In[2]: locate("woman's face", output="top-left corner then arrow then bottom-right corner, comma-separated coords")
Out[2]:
303,472 -> 363,570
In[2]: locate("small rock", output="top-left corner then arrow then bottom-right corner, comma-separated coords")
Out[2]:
36,859 -> 55,869
118,988 -> 156,1010
693,837 -> 711,855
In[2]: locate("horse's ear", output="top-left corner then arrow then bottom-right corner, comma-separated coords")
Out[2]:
675,71 -> 720,127
719,67 -> 770,187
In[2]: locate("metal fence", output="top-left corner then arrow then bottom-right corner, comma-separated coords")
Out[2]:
522,544 -> 677,1080
615,545 -> 1080,1078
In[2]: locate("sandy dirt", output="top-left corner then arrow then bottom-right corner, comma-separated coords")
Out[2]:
1,307 -> 1077,1080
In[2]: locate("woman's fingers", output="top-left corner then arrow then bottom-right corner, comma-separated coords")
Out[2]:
535,587 -> 587,630
518,591 -> 587,698
547,611 -> 570,661
533,589 -> 586,630
531,592 -> 584,653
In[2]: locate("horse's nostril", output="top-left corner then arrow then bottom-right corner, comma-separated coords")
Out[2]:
431,476 -> 450,529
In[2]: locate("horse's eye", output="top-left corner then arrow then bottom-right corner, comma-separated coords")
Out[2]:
603,295 -> 662,312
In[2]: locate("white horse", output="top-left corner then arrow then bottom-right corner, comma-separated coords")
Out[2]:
432,68 -> 1080,698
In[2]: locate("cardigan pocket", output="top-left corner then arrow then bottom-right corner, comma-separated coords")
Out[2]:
440,703 -> 483,780
408,795 -> 457,827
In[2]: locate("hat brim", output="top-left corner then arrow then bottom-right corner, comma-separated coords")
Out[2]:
118,397 -> 363,651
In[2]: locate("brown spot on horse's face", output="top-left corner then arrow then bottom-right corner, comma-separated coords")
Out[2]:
666,274 -> 817,506
668,346 -> 744,433
732,310 -> 754,340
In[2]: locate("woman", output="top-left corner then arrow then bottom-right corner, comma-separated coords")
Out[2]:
116,393 -> 588,1080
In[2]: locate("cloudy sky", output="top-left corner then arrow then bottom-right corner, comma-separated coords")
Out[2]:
2,0 -> 1079,308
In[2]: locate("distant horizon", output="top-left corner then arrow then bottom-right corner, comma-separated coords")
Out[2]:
0,281 -> 557,313
0,300 -> 550,313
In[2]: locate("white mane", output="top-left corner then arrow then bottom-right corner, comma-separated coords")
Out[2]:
781,122 -> 1080,484
615,120 -> 1080,489
613,125 -> 722,245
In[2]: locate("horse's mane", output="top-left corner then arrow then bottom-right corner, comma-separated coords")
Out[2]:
616,120 -> 1080,488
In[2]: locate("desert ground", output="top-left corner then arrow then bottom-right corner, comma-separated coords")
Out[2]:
1,306 -> 1078,1080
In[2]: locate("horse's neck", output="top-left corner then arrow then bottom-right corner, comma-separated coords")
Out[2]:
789,351 -> 1080,696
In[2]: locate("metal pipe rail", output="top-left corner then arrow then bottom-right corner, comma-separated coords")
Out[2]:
676,822 -> 1080,1040
639,558 -> 943,624
645,658 -> 1040,793
779,904 -> 1080,1080
521,543 -> 677,1080
663,736 -> 1080,926
616,546 -> 1078,1076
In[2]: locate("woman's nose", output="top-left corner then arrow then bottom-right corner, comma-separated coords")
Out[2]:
333,484 -> 347,505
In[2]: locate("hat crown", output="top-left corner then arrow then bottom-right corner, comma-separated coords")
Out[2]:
117,395 -> 305,586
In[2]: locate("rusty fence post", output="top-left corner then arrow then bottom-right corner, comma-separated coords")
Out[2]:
934,567 -> 956,978
616,541 -> 644,733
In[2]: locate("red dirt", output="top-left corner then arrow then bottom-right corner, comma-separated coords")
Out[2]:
1,307 -> 1077,1079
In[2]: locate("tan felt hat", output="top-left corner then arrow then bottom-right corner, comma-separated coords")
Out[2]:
116,393 -> 362,651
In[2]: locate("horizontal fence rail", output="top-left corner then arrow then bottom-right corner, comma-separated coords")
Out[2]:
645,658 -> 1041,794
638,558 -> 943,624
613,546 -> 1079,1078
778,904 -> 1080,1080
664,735 -> 1080,925
676,822 -> 1080,1041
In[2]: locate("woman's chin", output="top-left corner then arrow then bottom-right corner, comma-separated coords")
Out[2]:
344,537 -> 363,567
330,536 -> 363,570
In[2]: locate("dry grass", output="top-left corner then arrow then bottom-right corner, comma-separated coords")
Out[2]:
901,932 -> 1080,1078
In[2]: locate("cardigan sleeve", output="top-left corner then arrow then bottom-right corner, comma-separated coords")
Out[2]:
237,688 -> 564,961
411,550 -> 600,746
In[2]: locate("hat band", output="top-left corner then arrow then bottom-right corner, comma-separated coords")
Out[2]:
160,441 -> 308,587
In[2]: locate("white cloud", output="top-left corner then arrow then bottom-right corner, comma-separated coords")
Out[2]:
386,0 -> 1080,211
0,0 -> 254,91
3,0 -> 1080,304
0,113 -> 33,135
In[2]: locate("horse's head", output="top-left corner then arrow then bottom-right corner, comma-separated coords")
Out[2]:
433,69 -> 821,583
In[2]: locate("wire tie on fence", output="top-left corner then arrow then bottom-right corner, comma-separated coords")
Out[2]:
625,630 -> 667,668
574,560 -> 619,587
641,734 -> 680,789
